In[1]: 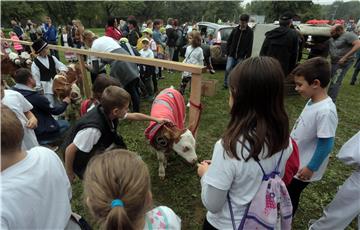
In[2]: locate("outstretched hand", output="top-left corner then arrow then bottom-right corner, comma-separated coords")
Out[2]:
156,118 -> 172,124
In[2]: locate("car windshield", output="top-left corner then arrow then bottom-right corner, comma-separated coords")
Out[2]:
220,28 -> 233,41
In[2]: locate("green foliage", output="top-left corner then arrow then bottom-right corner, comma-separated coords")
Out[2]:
246,1 -> 323,22
321,1 -> 360,20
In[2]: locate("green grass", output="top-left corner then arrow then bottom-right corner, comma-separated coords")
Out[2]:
65,65 -> 360,230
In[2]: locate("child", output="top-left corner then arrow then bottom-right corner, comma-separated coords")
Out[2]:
31,38 -> 68,107
179,31 -> 204,95
1,79 -> 39,150
9,31 -> 23,54
309,131 -> 360,230
60,26 -> 76,63
197,57 -> 294,229
1,105 -> 72,229
83,149 -> 181,229
139,38 -> 156,98
80,76 -> 121,116
288,57 -> 338,215
64,86 -> 168,182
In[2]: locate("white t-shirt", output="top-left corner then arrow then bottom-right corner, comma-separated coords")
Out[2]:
182,46 -> 204,77
73,128 -> 102,153
337,131 -> 360,181
31,55 -> 68,94
291,97 -> 338,182
144,206 -> 181,230
0,146 -> 72,229
140,48 -> 155,59
2,89 -> 39,150
202,139 -> 293,229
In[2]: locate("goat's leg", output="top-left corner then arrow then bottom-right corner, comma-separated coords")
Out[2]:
157,151 -> 166,179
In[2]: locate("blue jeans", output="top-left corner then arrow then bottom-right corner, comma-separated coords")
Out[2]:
328,60 -> 354,102
38,120 -> 70,145
224,56 -> 241,88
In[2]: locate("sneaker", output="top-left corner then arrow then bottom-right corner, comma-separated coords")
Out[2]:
223,85 -> 228,90
187,102 -> 190,107
210,69 -> 216,74
350,81 -> 355,85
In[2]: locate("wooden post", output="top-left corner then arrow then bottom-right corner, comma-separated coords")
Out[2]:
188,73 -> 202,137
77,54 -> 91,99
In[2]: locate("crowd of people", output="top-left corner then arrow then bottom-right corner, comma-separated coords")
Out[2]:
1,12 -> 360,230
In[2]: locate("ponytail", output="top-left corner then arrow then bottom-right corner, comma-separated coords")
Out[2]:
104,206 -> 134,230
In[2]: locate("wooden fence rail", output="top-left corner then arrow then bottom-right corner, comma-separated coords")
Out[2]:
1,38 -> 206,135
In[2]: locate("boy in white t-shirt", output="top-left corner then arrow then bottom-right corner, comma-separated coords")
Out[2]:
288,57 -> 338,215
0,105 -> 72,229
1,79 -> 39,150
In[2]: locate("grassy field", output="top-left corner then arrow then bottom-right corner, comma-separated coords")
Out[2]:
40,28 -> 359,229
64,60 -> 359,229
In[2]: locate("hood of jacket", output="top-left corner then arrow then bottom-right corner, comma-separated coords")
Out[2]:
265,26 -> 292,39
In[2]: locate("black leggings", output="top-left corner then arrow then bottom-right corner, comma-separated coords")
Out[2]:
179,76 -> 191,95
287,178 -> 310,216
124,78 -> 140,112
203,217 -> 218,230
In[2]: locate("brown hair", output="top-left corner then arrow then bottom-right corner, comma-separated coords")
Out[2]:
100,86 -> 131,115
92,77 -> 121,100
223,56 -> 289,161
84,149 -> 151,230
291,57 -> 331,87
14,68 -> 32,85
1,104 -> 24,153
190,31 -> 201,48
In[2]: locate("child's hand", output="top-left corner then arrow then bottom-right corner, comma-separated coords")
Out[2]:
197,160 -> 211,177
297,167 -> 314,181
63,96 -> 71,104
26,116 -> 38,129
156,118 -> 171,124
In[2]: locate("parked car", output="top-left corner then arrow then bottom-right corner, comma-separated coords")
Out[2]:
197,22 -> 235,65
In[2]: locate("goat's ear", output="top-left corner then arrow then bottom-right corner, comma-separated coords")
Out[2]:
188,121 -> 196,136
163,125 -> 174,140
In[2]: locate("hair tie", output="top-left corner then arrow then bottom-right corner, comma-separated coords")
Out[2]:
111,199 -> 124,208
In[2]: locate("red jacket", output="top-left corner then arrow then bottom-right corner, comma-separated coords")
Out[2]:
145,88 -> 185,144
105,26 -> 122,41
283,138 -> 300,186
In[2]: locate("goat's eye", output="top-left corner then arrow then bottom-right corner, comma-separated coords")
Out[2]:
183,146 -> 190,152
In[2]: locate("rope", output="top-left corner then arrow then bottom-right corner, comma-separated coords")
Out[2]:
189,100 -> 203,136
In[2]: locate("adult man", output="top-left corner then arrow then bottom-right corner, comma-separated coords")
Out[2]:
223,14 -> 253,89
12,68 -> 70,146
260,13 -> 299,76
31,38 -> 68,107
42,16 -> 59,59
91,36 -> 141,112
327,24 -> 360,102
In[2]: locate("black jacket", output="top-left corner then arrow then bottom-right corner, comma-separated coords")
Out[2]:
65,105 -> 126,178
226,26 -> 253,59
60,33 -> 74,47
260,26 -> 299,75
11,87 -> 68,137
166,27 -> 178,47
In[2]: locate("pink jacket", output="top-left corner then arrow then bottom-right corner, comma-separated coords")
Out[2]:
145,88 -> 185,143
10,35 -> 23,51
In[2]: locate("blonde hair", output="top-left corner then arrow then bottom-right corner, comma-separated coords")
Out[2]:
84,149 -> 151,230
